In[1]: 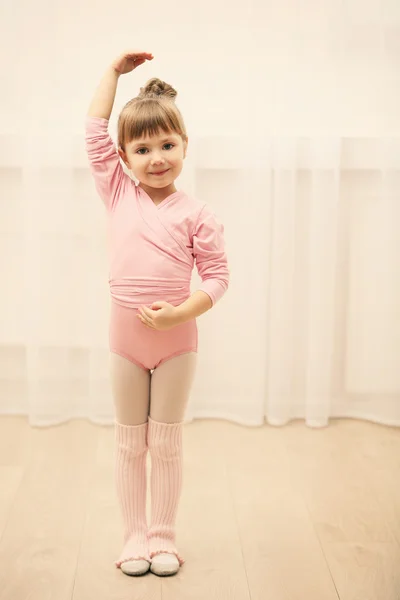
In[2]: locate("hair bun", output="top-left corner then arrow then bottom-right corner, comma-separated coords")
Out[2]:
139,78 -> 177,101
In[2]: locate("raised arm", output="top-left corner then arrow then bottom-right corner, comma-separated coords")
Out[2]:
87,51 -> 153,119
85,51 -> 153,209
87,67 -> 121,120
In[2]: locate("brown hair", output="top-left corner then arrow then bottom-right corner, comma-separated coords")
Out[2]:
118,78 -> 187,151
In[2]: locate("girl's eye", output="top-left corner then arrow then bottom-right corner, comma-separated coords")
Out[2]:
136,143 -> 174,155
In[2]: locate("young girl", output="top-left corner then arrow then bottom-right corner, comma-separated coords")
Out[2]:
85,50 -> 229,577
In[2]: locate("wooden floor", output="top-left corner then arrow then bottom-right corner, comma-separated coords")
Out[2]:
0,416 -> 399,600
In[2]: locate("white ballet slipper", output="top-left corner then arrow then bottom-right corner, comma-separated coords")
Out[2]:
150,552 -> 180,576
120,558 -> 151,576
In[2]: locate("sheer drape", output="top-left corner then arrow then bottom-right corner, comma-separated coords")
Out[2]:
1,0 -> 399,427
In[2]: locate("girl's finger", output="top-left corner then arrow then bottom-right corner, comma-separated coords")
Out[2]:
139,317 -> 151,329
133,58 -> 146,68
126,52 -> 153,59
141,306 -> 154,318
139,313 -> 155,329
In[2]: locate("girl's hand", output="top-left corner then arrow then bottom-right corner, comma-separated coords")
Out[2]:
112,51 -> 154,75
137,301 -> 182,331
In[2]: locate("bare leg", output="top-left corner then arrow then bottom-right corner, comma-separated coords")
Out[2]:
109,352 -> 151,574
147,352 -> 197,573
149,352 -> 197,423
109,352 -> 150,425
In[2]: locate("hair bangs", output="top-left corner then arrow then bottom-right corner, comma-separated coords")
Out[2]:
119,100 -> 184,150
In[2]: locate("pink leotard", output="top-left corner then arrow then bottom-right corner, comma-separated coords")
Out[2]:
85,116 -> 229,370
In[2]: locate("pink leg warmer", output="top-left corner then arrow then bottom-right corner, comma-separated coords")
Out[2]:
147,417 -> 185,565
114,420 -> 151,568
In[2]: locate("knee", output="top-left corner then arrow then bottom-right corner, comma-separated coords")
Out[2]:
147,420 -> 183,459
148,438 -> 182,460
115,420 -> 149,455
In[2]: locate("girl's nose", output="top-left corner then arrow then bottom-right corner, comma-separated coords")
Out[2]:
151,154 -> 164,164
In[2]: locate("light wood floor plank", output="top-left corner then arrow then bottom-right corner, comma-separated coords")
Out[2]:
0,417 -> 398,600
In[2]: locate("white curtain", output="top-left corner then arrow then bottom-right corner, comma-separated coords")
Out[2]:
1,0 -> 399,428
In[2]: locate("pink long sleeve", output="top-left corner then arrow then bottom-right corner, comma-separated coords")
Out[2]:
192,205 -> 229,305
84,116 -> 129,211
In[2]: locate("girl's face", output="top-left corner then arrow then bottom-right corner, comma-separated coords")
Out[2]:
119,130 -> 187,190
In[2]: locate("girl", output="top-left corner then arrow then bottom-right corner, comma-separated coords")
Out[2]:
85,50 -> 229,577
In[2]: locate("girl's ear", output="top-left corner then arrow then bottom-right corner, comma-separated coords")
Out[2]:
118,147 -> 129,167
183,137 -> 188,159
